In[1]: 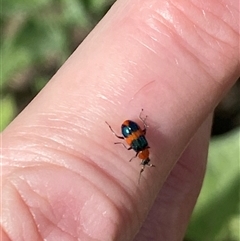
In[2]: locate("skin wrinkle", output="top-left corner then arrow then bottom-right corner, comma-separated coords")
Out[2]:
90,192 -> 132,240
11,118 -> 98,154
2,181 -> 42,240
41,199 -> 79,240
39,211 -> 76,240
154,13 -> 213,68
13,166 -> 125,240
5,132 -> 80,157
145,1 -> 238,82
191,22 -> 221,55
165,164 -> 201,198
37,108 -> 100,124
138,182 -> 182,241
175,159 -> 205,185
161,172 -> 187,195
225,4 -> 235,21
141,10 -> 217,85
13,174 -> 55,213
52,162 -> 130,227
11,125 -> 87,144
20,202 -> 53,240
172,0 -> 238,42
5,123 -> 143,197
79,195 -> 108,241
58,145 -> 142,237
129,28 -> 172,73
4,126 -> 136,199
96,93 -> 118,105
50,116 -> 95,134
56,92 -> 108,124
1,227 -> 11,241
145,14 -> 172,39
97,68 -> 131,99
6,122 -> 89,139
144,11 -> 175,39
16,143 -> 131,208
132,35 -> 158,55
192,0 -> 238,32
39,111 -> 93,126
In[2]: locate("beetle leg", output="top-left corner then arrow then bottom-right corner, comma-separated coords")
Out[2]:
114,142 -> 132,150
129,151 -> 139,162
138,161 -> 156,184
138,166 -> 145,184
105,121 -> 124,139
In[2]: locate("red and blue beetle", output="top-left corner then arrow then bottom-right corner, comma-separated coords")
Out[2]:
106,109 -> 155,182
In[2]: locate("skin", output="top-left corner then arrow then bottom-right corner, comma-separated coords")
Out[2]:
1,0 -> 239,240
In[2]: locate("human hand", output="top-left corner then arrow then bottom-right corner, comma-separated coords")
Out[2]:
1,0 -> 239,240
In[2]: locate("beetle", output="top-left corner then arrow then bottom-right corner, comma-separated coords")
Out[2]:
106,109 -> 155,182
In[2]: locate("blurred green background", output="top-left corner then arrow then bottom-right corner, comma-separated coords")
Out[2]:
1,1 -> 239,240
